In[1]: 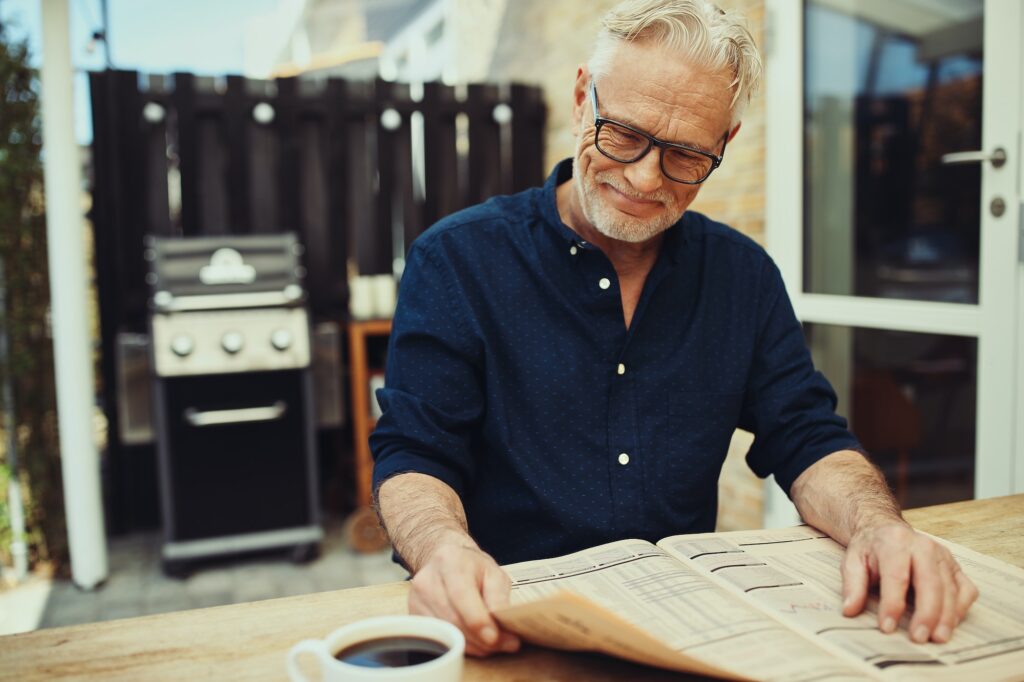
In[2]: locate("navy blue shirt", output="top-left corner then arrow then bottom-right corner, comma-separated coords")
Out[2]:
371,160 -> 860,566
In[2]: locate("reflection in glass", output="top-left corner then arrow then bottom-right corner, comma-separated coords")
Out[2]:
805,324 -> 976,508
803,1 -> 983,303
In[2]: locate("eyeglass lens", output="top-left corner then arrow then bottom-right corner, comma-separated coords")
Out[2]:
596,121 -> 715,183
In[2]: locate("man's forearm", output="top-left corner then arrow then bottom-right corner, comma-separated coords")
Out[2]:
789,449 -> 905,545
375,472 -> 479,573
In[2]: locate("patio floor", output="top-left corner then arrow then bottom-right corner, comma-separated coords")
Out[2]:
0,516 -> 409,636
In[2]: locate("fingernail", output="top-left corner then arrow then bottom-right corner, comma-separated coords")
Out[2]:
934,625 -> 951,642
882,617 -> 896,634
842,596 -> 852,610
481,626 -> 497,644
913,625 -> 930,643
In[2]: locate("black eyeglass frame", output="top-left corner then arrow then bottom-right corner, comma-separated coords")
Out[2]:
589,80 -> 728,185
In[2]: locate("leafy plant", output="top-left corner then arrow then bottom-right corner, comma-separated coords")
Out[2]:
0,17 -> 68,575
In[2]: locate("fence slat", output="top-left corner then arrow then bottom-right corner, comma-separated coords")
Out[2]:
171,72 -> 199,236
467,84 -> 502,206
325,79 -> 351,307
421,82 -> 460,230
224,76 -> 252,232
276,77 -> 302,234
511,84 -> 546,193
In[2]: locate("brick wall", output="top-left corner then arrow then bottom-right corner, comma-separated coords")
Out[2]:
480,0 -> 768,531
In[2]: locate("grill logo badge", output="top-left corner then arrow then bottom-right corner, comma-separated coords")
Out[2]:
199,248 -> 257,285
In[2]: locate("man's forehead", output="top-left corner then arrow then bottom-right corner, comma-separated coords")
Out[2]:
593,48 -> 734,149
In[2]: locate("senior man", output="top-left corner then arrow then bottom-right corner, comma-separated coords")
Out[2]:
370,0 -> 978,658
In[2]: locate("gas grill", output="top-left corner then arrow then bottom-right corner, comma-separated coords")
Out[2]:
146,234 -> 322,576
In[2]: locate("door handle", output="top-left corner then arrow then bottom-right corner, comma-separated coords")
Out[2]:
184,401 -> 287,427
941,147 -> 1007,168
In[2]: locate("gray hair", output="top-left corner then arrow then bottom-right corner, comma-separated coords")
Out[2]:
588,0 -> 763,126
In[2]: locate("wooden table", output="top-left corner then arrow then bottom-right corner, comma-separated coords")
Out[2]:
2,495 -> 1021,681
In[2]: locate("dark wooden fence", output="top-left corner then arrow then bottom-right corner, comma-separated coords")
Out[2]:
88,70 -> 546,531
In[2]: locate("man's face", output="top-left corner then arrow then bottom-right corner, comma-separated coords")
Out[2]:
572,41 -> 736,243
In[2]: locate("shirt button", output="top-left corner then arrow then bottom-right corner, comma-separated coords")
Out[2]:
617,363 -> 625,375
599,278 -> 611,290
570,245 -> 578,255
618,453 -> 630,465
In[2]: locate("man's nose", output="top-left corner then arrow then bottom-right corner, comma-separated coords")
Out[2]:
622,148 -> 663,195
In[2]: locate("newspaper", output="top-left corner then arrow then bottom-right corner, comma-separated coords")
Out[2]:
493,527 -> 1024,681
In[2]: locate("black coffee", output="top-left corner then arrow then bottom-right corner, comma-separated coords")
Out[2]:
334,636 -> 449,668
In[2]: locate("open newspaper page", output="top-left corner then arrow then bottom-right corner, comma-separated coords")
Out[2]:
659,526 -> 1024,682
493,538 -> 869,681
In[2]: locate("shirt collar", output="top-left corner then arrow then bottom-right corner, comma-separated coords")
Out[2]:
538,158 -> 689,264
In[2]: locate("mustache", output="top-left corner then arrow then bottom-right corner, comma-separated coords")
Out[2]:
593,172 -> 672,205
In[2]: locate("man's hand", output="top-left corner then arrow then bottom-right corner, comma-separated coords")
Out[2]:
840,520 -> 979,643
790,450 -> 980,643
408,542 -> 521,657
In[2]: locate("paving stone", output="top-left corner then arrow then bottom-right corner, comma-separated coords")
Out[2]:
233,576 -> 279,604
97,572 -> 147,604
188,591 -> 235,610
185,569 -> 235,596
275,574 -> 319,598
143,578 -> 190,610
141,598 -> 188,617
98,600 -> 145,622
40,604 -> 100,629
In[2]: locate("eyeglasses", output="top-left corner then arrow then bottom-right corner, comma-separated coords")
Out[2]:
589,80 -> 727,185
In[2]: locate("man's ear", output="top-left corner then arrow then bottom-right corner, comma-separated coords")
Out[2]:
571,65 -> 590,131
726,122 -> 742,143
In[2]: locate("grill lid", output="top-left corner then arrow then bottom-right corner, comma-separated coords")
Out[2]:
145,234 -> 305,309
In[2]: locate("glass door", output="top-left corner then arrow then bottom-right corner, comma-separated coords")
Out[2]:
764,0 -> 1021,524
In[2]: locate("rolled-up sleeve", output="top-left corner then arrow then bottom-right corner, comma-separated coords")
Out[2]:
369,239 -> 483,498
738,260 -> 862,496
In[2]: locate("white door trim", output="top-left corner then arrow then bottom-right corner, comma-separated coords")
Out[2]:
762,0 -> 1022,527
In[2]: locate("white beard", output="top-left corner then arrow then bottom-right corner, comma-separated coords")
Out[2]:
572,145 -> 685,244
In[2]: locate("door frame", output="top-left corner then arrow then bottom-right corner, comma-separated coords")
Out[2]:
762,0 -> 1022,526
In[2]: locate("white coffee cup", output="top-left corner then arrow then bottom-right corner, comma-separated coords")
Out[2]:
349,276 -> 375,320
371,274 -> 398,319
286,615 -> 465,682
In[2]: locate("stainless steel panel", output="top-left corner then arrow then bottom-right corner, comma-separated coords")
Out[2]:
116,332 -> 155,445
151,307 -> 311,377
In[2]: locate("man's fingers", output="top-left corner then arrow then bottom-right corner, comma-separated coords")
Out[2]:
841,551 -> 870,617
907,547 -> 943,643
954,568 -> 979,622
411,569 -> 493,654
443,568 -> 501,647
931,558 -> 958,643
877,551 -> 911,634
481,568 -> 520,652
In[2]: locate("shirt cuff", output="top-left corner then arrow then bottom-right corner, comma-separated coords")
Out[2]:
768,437 -> 864,498
372,452 -> 467,500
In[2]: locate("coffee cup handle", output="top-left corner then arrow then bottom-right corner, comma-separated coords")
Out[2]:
286,639 -> 329,682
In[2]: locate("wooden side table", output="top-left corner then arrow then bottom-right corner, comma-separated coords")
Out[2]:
345,318 -> 392,552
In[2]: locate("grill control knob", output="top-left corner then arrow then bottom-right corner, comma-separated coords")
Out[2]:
270,328 -> 293,351
221,331 -> 244,354
170,334 -> 194,357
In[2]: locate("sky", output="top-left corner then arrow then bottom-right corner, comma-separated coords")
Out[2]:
0,0 -> 282,143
